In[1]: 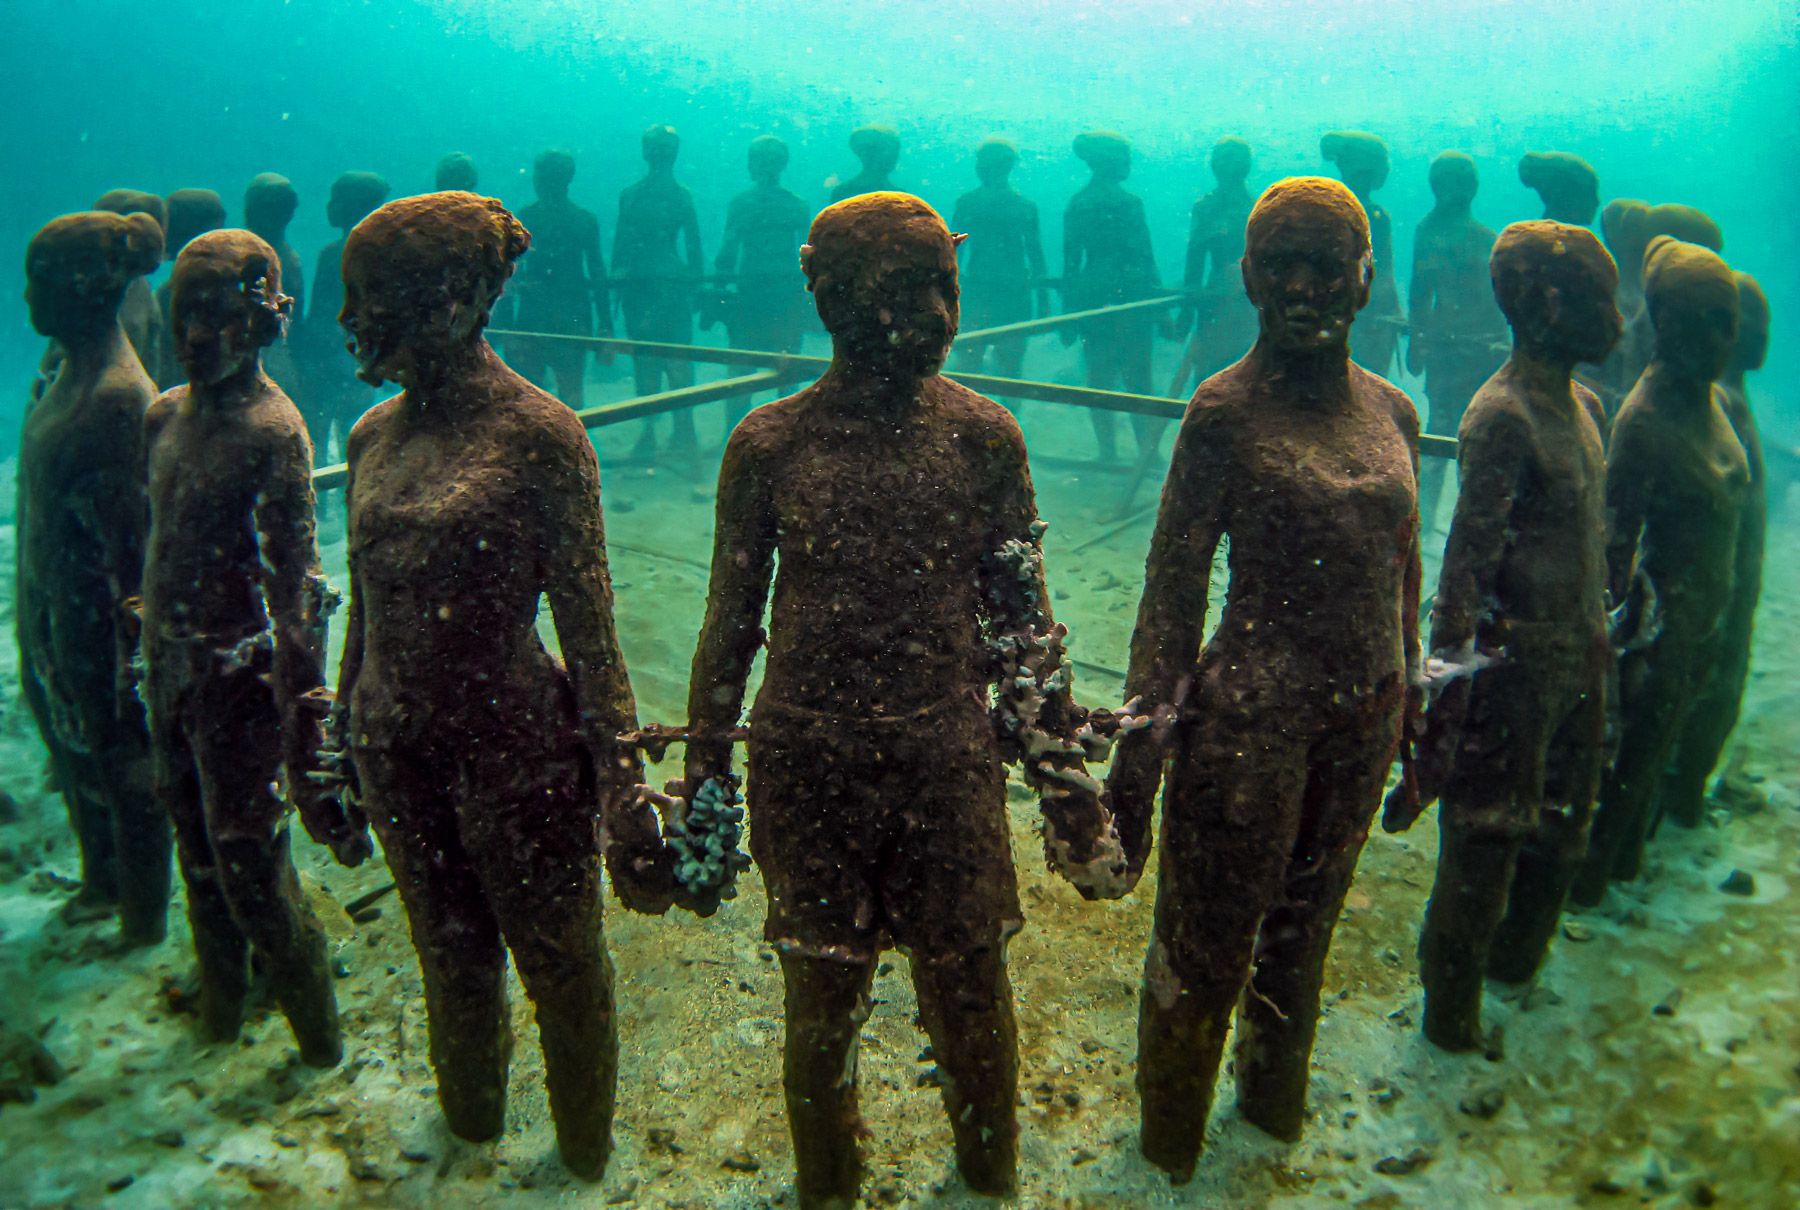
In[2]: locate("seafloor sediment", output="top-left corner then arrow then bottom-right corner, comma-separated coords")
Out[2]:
0,391 -> 1795,1208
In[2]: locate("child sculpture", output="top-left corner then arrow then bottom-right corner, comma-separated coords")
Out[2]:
681,192 -> 1125,1208
1107,177 -> 1422,1179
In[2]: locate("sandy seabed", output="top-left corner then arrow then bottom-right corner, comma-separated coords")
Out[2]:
0,378 -> 1795,1210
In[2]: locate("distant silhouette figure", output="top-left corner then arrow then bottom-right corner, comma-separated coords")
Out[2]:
1170,136 -> 1257,397
301,171 -> 389,461
828,124 -> 901,203
614,124 -> 703,459
1321,131 -> 1404,378
246,173 -> 307,397
509,149 -> 607,409
1518,151 -> 1599,227
435,151 -> 478,192
151,189 -> 228,387
951,138 -> 1047,385
92,189 -> 167,371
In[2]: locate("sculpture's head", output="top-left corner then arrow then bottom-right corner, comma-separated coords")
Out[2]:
1730,272 -> 1768,374
340,192 -> 530,388
244,173 -> 300,236
1518,152 -> 1599,226
1490,220 -> 1621,365
1599,199 -> 1650,281
1642,236 -> 1738,383
643,124 -> 681,169
1210,136 -> 1252,187
1241,176 -> 1372,356
976,138 -> 1017,187
1428,151 -> 1478,208
170,229 -> 291,387
1644,203 -> 1723,253
327,171 -> 390,232
163,189 -> 227,260
533,148 -> 576,199
93,189 -> 168,239
1074,130 -> 1131,182
849,125 -> 901,175
435,152 -> 479,193
747,134 -> 789,184
802,192 -> 961,380
1320,131 -> 1389,194
25,210 -> 164,339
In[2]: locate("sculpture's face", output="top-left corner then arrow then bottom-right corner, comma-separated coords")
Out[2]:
1656,288 -> 1738,383
1242,219 -> 1371,356
173,273 -> 260,387
1548,271 -> 1624,366
1733,307 -> 1769,373
816,228 -> 961,379
340,259 -> 418,387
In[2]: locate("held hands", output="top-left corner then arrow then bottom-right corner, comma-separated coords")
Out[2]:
297,689 -> 373,866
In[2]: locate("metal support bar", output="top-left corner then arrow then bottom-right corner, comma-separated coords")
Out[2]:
956,293 -> 1183,346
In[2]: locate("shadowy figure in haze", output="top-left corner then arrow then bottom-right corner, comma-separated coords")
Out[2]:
1518,151 -> 1599,227
435,151 -> 478,192
827,124 -> 901,203
950,138 -> 1047,385
682,193 -> 1125,1208
245,173 -> 307,397
1106,177 -> 1422,1181
302,171 -> 389,461
1385,221 -> 1619,1052
1610,203 -> 1724,421
1571,237 -> 1749,905
151,189 -> 228,388
614,124 -> 703,459
1169,136 -> 1257,398
1062,131 -> 1163,466
509,148 -> 607,409
1596,198 -> 1653,419
1321,132 -> 1405,379
143,230 -> 360,1065
327,192 -> 646,1180
1656,271 -> 1768,827
711,134 -> 813,433
18,210 -> 171,944
1407,152 -> 1507,531
92,189 -> 167,372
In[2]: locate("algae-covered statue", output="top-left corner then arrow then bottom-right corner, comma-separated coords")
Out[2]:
682,192 -> 1126,1208
950,138 -> 1048,382
1518,151 -> 1599,227
1321,132 -> 1405,378
244,173 -> 307,396
1063,130 -> 1163,466
301,171 -> 389,461
91,189 -> 168,371
434,151 -> 478,193
827,123 -> 901,203
1571,237 -> 1749,905
150,189 -> 228,388
17,209 -> 171,944
509,149 -> 607,409
1169,136 -> 1256,398
325,192 -> 650,1178
1106,177 -> 1422,1179
1385,221 -> 1619,1051
1655,272 -> 1768,827
614,124 -> 704,458
1407,152 -> 1507,531
142,230 -> 356,1064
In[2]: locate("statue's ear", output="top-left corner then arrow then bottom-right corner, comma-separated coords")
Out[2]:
951,232 -> 968,249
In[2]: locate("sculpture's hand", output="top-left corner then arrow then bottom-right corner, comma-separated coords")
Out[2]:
602,781 -> 681,916
299,692 -> 373,866
1040,778 -> 1133,901
1382,683 -> 1434,833
1405,327 -> 1425,376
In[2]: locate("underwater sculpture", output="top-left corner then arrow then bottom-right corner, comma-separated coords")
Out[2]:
1321,131 -> 1405,378
827,123 -> 901,203
950,138 -> 1048,382
301,170 -> 389,461
614,124 -> 704,458
150,189 -> 228,388
91,189 -> 167,372
1063,130 -> 1164,466
1385,221 -> 1618,1051
17,210 -> 171,944
1611,204 -> 1725,421
324,191 -> 648,1178
142,230 -> 354,1065
710,134 -> 813,433
1655,272 -> 1768,827
244,173 -> 307,397
1106,177 -> 1422,1179
1571,237 -> 1749,905
1596,198 -> 1654,418
434,151 -> 478,193
508,148 -> 607,409
1407,152 -> 1508,531
1518,151 -> 1600,227
682,192 -> 1126,1208
1169,135 -> 1257,398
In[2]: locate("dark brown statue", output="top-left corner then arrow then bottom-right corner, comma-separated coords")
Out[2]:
1655,272 -> 1768,826
1571,237 -> 1749,904
1407,152 -> 1507,531
151,189 -> 228,388
142,230 -> 356,1064
17,210 -> 171,943
1321,132 -> 1404,379
327,192 -> 646,1178
682,192 -> 1124,1208
1385,221 -> 1619,1051
1518,151 -> 1599,227
244,173 -> 306,396
301,171 -> 389,461
1106,177 -> 1422,1180
92,189 -> 167,371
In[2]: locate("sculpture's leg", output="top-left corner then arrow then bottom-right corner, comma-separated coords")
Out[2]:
107,732 -> 170,948
780,952 -> 876,1210
1419,818 -> 1521,1050
911,943 -> 1019,1196
1657,633 -> 1748,829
